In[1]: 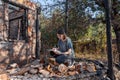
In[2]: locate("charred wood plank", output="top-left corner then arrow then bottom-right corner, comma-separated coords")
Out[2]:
9,16 -> 23,22
11,67 -> 31,76
9,6 -> 19,11
3,0 -> 30,10
35,7 -> 41,59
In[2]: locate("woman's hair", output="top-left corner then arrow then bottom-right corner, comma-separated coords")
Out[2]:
57,28 -> 65,34
57,28 -> 67,40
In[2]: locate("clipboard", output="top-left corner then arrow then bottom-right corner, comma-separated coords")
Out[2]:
47,49 -> 54,52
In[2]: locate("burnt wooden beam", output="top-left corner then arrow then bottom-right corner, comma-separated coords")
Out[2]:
25,9 -> 29,43
2,0 -> 30,10
9,6 -> 18,11
9,6 -> 16,10
9,16 -> 23,22
35,7 -> 41,59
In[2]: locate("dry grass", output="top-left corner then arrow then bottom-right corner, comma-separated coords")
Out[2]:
75,52 -> 107,61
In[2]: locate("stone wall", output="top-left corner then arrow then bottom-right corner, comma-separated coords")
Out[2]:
28,9 -> 37,57
0,1 -> 9,41
4,2 -> 9,41
0,1 -> 4,40
0,41 -> 29,65
9,9 -> 37,57
0,0 -> 40,66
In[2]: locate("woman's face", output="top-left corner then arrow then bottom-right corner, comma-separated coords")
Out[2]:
57,34 -> 64,40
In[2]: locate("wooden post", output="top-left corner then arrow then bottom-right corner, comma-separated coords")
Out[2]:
35,7 -> 41,59
24,9 -> 29,64
65,0 -> 68,34
105,0 -> 114,80
17,19 -> 21,40
24,9 -> 29,42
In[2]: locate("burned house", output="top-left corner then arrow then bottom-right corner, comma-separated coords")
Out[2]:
0,0 -> 41,65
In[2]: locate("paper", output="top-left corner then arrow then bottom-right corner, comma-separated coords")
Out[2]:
47,49 -> 62,54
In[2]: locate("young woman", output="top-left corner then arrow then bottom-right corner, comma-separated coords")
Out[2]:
50,28 -> 75,64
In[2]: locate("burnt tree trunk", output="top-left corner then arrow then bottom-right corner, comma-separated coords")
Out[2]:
104,0 -> 114,79
65,0 -> 68,34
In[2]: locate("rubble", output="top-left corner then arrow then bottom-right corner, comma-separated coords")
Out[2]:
5,58 -> 117,80
116,71 -> 120,80
10,63 -> 18,68
39,70 -> 50,77
4,58 -> 108,80
0,73 -> 10,80
58,64 -> 68,73
29,68 -> 38,74
68,71 -> 79,76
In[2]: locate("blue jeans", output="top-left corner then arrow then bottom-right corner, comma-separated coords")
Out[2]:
50,51 -> 67,64
56,54 -> 67,64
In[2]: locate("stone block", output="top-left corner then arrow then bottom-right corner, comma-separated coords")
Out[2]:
0,73 -> 9,80
39,70 -> 50,77
29,68 -> 38,74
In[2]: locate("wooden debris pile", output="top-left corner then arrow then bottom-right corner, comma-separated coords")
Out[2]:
6,58 -> 107,80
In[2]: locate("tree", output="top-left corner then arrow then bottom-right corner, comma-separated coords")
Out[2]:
38,0 -> 112,56
95,0 -> 120,62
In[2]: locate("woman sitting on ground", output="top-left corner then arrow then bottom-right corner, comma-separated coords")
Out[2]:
50,28 -> 75,64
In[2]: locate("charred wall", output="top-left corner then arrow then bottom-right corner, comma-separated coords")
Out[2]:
0,0 -> 40,66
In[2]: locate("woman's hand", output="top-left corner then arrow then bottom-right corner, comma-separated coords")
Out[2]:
52,48 -> 61,54
52,48 -> 58,53
52,48 -> 57,51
